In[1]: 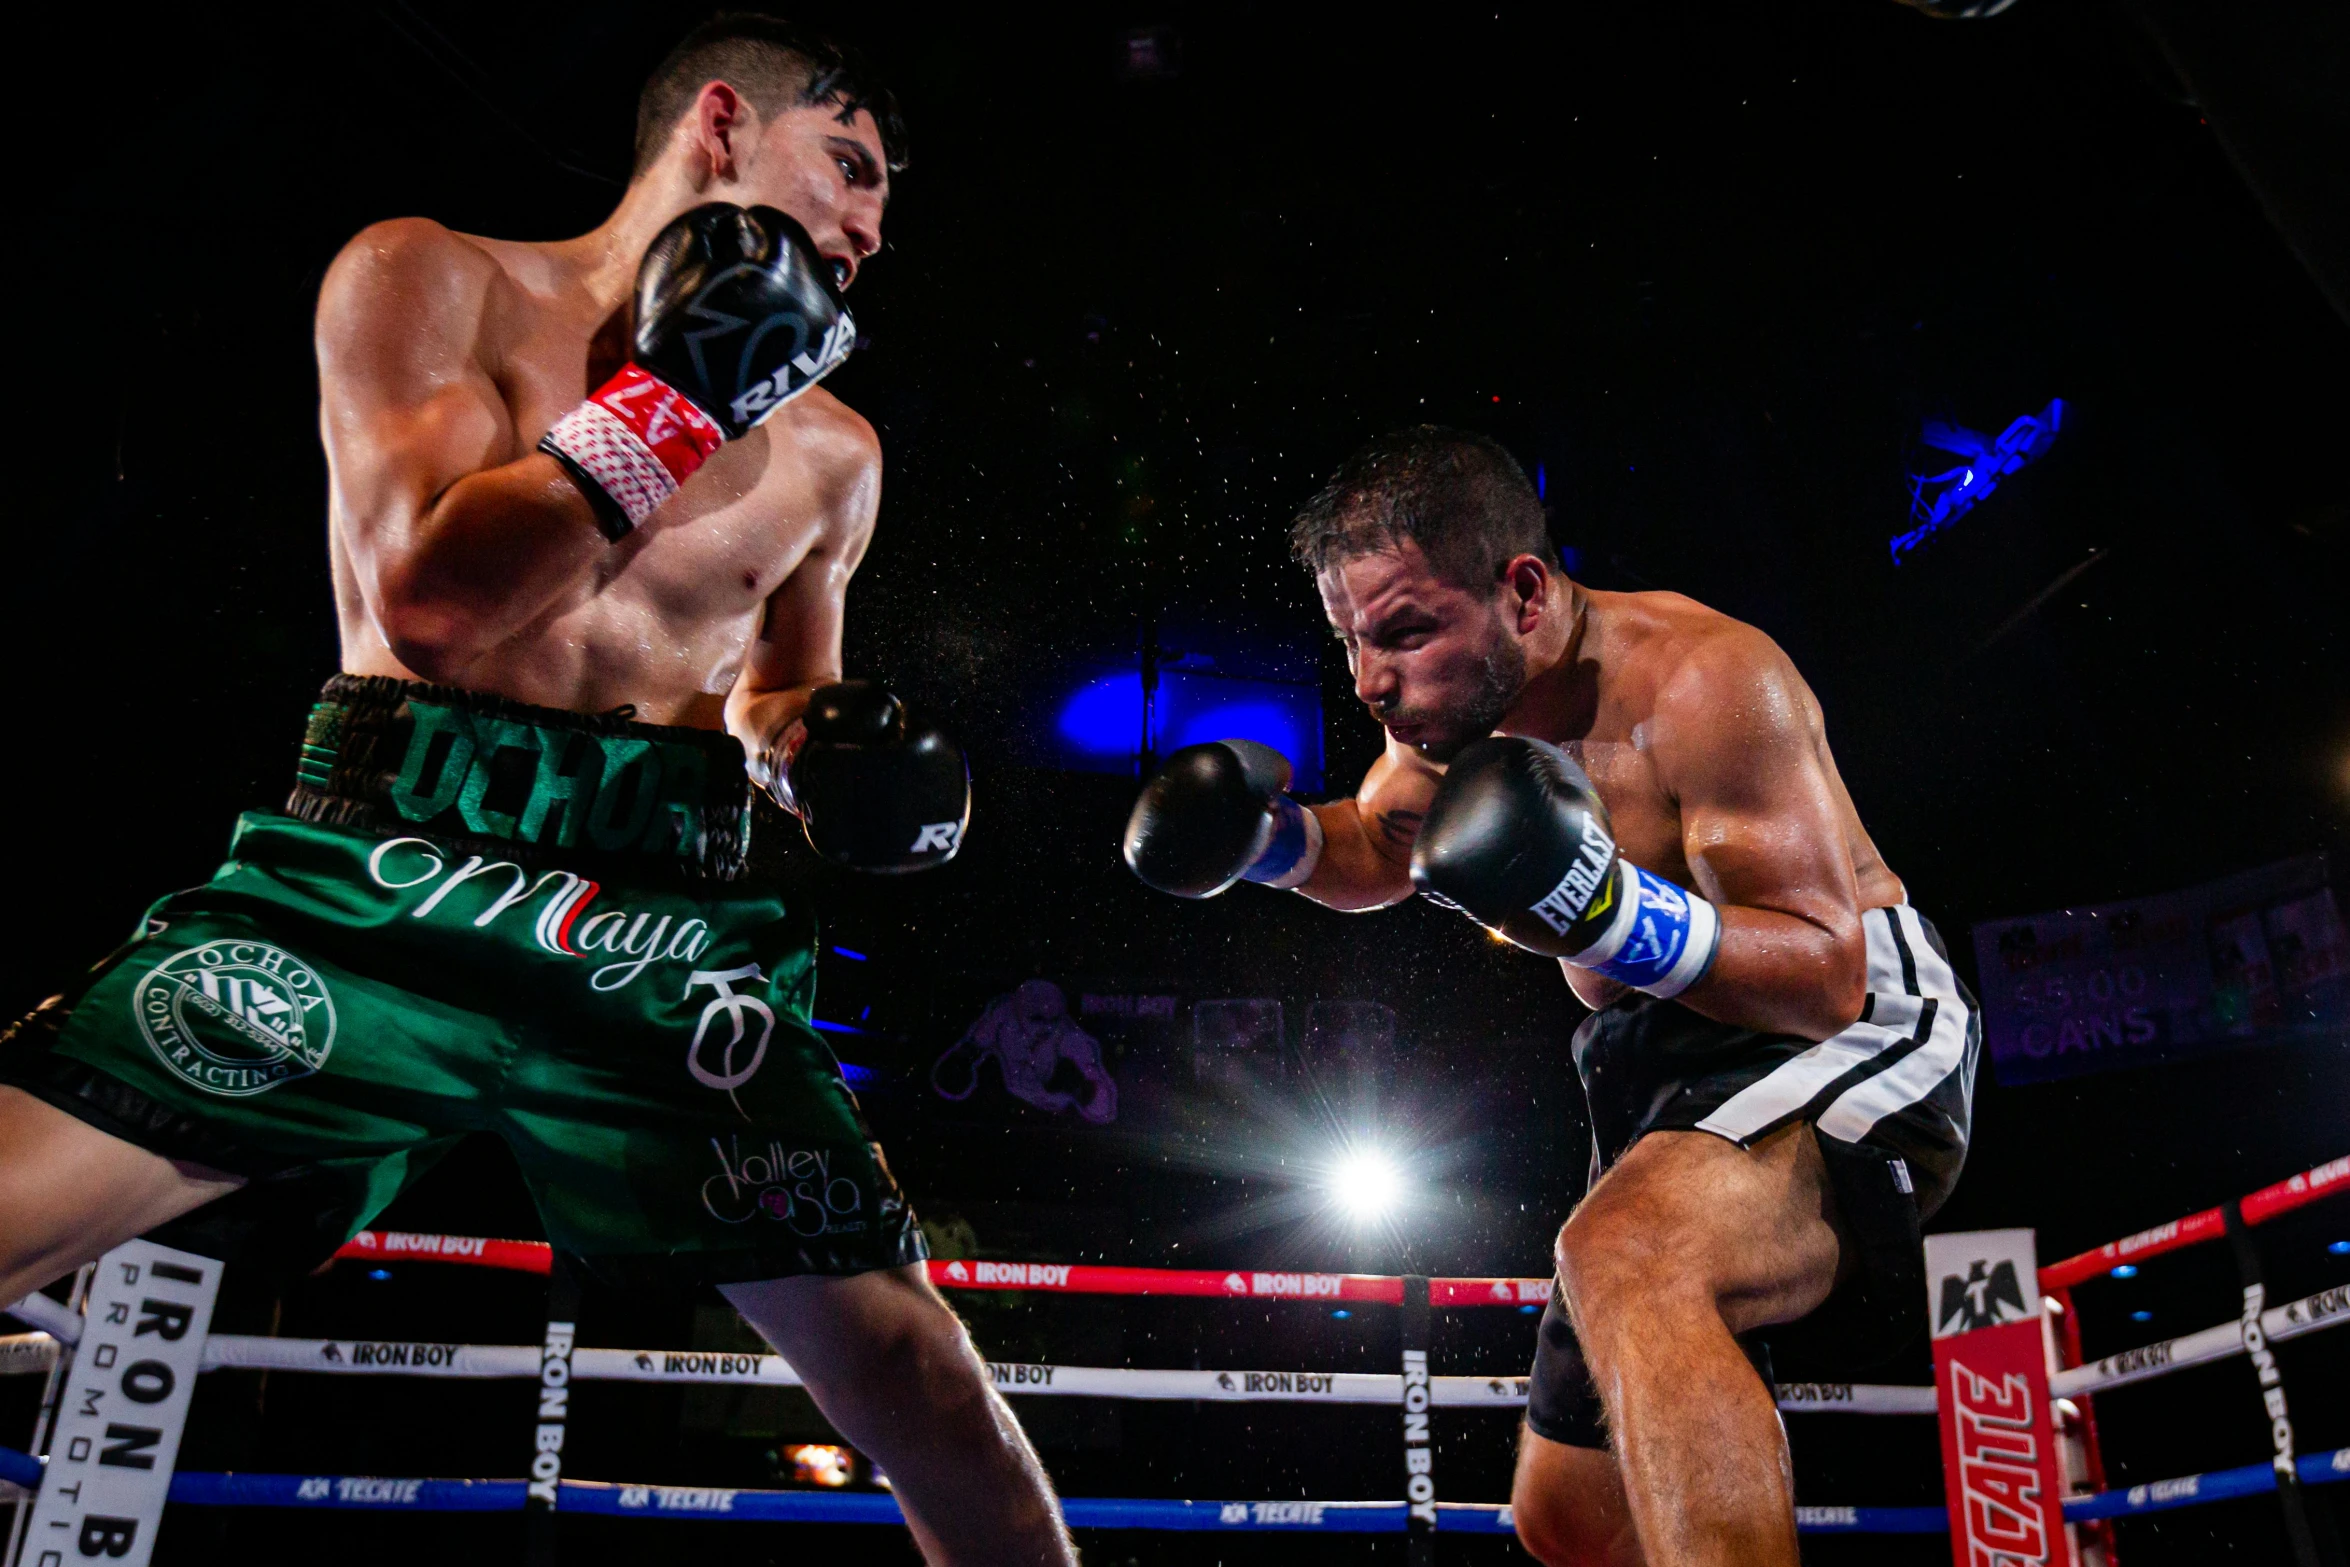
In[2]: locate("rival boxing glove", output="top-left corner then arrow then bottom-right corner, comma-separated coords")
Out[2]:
540,203 -> 855,540
1123,741 -> 1323,898
1410,737 -> 1720,998
762,682 -> 969,872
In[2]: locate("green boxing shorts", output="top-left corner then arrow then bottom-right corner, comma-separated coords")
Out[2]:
0,675 -> 925,1288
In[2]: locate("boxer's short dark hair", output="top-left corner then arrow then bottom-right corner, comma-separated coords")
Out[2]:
1290,426 -> 1550,588
635,14 -> 907,176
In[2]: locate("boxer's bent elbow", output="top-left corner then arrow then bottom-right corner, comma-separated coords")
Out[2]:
1792,919 -> 1869,1042
376,589 -> 491,686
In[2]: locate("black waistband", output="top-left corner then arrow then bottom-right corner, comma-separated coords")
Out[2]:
286,675 -> 752,882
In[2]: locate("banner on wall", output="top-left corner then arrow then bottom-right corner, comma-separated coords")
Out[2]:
932,980 -> 1123,1122
1971,854 -> 2350,1085
922,984 -> 1409,1129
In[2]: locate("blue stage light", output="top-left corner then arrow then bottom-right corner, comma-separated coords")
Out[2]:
1331,1309 -> 1351,1320
811,1019 -> 866,1035
1519,1303 -> 1540,1315
1052,669 -> 1323,787
838,1062 -> 876,1087
2329,1240 -> 2350,1256
2109,1264 -> 2138,1279
829,946 -> 869,962
2130,1310 -> 2153,1323
1169,700 -> 1302,761
1058,672 -> 1146,755
366,1269 -> 392,1282
1891,397 -> 2065,564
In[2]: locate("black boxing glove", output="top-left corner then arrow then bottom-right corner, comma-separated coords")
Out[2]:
1410,737 -> 1720,998
539,203 -> 855,540
759,683 -> 969,872
1123,741 -> 1323,898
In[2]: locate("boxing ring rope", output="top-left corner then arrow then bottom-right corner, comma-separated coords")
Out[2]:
3,1153 -> 2344,1546
2036,1154 -> 2349,1291
1,1277 -> 2341,1405
0,1439 -> 2343,1537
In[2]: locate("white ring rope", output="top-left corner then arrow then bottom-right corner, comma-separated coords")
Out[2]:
6,1278 -> 2339,1411
2051,1280 -> 2348,1398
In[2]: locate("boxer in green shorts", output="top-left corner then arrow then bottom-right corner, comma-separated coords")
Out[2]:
12,678 -> 929,1284
0,16 -> 1072,1564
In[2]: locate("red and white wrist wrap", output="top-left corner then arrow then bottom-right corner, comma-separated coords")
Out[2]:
538,365 -> 726,539
752,720 -> 811,818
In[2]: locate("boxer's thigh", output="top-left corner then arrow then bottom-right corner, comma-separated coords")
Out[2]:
1559,1123 -> 1844,1334
0,1084 -> 242,1301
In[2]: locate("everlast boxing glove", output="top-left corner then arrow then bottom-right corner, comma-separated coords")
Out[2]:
1411,737 -> 1720,998
1123,741 -> 1323,898
761,683 -> 969,872
540,203 -> 855,540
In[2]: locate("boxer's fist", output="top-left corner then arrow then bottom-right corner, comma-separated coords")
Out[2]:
1410,737 -> 1624,957
783,683 -> 969,872
1412,737 -> 1720,998
1123,740 -> 1318,898
636,203 -> 856,438
539,204 -> 855,537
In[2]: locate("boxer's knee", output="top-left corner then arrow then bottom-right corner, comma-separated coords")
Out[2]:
1512,1430 -> 1642,1567
1554,1189 -> 1706,1345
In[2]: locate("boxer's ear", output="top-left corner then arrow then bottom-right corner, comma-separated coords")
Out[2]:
1500,553 -> 1551,633
689,81 -> 751,186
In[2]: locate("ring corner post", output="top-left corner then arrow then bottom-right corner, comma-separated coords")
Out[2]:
1924,1228 -> 2072,1567
17,1242 -> 221,1567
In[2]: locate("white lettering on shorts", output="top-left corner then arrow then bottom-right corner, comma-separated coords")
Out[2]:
685,965 -> 776,1110
364,836 -> 713,990
698,1134 -> 866,1236
132,940 -> 338,1097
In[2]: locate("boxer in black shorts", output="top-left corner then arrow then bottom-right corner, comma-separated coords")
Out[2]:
1123,427 -> 1978,1567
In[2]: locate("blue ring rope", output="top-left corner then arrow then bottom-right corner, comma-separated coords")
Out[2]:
4,1445 -> 2342,1533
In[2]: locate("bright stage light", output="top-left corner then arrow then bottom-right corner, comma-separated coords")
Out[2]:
1331,1148 -> 1404,1224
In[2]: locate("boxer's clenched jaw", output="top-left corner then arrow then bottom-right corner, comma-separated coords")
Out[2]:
1318,539 -> 1532,762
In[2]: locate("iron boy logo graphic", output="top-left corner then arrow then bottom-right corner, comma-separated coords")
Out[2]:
134,940 -> 337,1096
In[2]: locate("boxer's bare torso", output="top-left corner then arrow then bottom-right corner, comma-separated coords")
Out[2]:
324,224 -> 875,729
316,96 -> 893,753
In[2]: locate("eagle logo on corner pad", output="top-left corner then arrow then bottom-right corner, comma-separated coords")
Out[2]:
1938,1260 -> 2028,1334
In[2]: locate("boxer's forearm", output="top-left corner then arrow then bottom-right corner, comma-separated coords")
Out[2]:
1295,800 -> 1415,912
374,452 -> 608,681
726,680 -> 828,789
1673,904 -> 1867,1043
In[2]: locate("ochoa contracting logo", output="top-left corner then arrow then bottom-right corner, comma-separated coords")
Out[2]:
134,940 -> 337,1096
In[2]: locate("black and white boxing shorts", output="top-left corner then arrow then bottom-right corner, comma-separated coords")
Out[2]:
1526,903 -> 1981,1449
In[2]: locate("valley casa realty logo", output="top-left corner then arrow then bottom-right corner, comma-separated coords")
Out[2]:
134,939 -> 337,1096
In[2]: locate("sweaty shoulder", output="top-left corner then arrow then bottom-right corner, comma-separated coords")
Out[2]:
1624,593 -> 1820,761
315,217 -> 504,368
767,385 -> 883,535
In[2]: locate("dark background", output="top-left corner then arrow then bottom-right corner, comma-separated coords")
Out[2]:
6,2 -> 2348,1562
